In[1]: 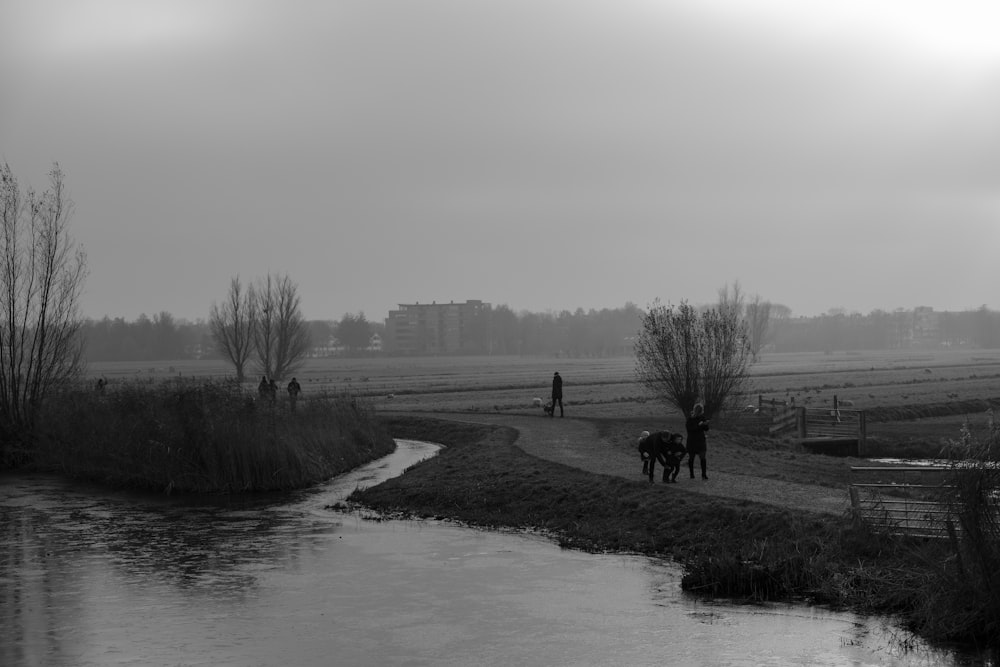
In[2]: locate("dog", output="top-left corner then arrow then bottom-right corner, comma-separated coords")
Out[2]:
543,401 -> 554,416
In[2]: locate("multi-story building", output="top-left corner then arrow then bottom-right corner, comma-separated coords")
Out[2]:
383,300 -> 490,355
911,306 -> 942,347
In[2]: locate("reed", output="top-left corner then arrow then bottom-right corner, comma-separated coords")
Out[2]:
909,413 -> 1000,644
33,378 -> 395,493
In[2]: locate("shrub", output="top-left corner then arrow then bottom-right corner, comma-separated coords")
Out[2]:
919,413 -> 1000,643
33,378 -> 394,493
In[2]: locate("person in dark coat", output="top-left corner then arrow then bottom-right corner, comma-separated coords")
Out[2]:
550,371 -> 563,418
637,431 -> 686,483
287,377 -> 302,412
686,403 -> 710,480
258,376 -> 269,399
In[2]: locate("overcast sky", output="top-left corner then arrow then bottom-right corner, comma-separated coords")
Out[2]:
2,0 -> 998,323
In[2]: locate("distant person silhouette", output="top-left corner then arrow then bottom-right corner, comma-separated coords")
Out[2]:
550,371 -> 563,418
287,377 -> 301,411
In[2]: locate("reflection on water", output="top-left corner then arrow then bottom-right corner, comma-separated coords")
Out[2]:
0,441 -> 991,667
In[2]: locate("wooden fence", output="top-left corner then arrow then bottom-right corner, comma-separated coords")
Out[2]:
849,466 -> 956,539
767,396 -> 867,456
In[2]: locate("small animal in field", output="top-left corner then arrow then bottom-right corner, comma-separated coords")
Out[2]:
532,397 -> 543,408
543,401 -> 554,416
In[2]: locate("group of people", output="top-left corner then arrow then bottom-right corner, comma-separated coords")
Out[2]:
637,403 -> 710,483
258,376 -> 302,410
542,372 -> 712,484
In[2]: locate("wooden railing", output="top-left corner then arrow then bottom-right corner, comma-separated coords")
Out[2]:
768,399 -> 867,455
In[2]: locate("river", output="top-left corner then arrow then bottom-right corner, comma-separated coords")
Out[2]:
0,441 -> 990,666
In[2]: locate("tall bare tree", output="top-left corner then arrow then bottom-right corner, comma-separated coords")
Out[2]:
209,276 -> 256,382
745,295 -> 772,360
0,163 -> 87,460
716,280 -> 746,320
718,281 -> 772,361
252,273 -> 310,381
634,299 -> 753,419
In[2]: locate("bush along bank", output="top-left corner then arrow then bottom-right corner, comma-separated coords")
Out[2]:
33,378 -> 395,494
350,415 -> 1000,652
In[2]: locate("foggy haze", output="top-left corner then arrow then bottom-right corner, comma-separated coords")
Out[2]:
2,1 -> 997,323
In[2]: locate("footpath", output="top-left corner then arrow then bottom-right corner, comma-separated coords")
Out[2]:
413,412 -> 850,517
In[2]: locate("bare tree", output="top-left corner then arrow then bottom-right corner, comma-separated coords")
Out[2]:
634,299 -> 753,419
0,163 -> 87,459
252,273 -> 310,381
716,280 -> 746,319
718,281 -> 772,361
745,295 -> 772,360
209,276 -> 256,382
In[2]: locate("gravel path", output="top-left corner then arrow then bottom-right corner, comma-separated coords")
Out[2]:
416,412 -> 850,517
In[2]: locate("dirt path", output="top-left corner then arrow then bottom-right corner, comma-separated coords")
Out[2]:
410,412 -> 850,517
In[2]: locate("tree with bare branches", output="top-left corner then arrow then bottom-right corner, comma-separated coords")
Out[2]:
0,163 -> 87,463
634,299 -> 753,420
252,273 -> 310,382
718,281 -> 772,361
209,276 -> 256,382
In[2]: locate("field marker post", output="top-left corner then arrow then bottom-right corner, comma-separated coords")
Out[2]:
849,485 -> 861,527
857,411 -> 867,456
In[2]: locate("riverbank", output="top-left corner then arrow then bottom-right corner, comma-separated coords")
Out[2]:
27,380 -> 397,493
350,413 -> 997,651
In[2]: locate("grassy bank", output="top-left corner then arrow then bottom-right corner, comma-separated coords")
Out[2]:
31,379 -> 395,493
350,415 -> 998,650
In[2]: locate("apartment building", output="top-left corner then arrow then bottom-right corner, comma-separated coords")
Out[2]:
383,300 -> 490,355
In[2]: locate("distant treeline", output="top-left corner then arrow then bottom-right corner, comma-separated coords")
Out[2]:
82,313 -> 347,362
82,304 -> 1000,362
772,306 -> 1000,353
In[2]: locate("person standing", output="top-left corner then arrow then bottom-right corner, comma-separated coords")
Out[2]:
550,371 -> 564,418
686,403 -> 710,480
287,377 -> 302,412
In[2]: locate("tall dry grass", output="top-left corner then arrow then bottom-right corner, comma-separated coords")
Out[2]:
34,378 -> 394,493
918,413 -> 1000,643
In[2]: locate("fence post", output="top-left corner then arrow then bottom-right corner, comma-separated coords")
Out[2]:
797,406 -> 807,439
858,411 -> 867,457
849,485 -> 861,527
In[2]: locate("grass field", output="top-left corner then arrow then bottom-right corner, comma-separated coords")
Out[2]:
88,348 -> 1000,451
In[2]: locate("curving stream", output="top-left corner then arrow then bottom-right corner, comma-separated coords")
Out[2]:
0,441 -> 988,666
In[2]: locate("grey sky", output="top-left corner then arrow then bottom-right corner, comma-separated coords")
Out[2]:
2,0 -> 998,322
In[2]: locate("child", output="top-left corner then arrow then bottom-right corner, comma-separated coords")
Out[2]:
637,431 -> 686,483
637,431 -> 651,474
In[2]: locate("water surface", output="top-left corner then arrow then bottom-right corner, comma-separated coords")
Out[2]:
0,441 -> 986,666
